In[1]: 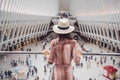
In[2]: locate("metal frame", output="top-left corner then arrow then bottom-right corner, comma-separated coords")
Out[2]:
0,51 -> 120,56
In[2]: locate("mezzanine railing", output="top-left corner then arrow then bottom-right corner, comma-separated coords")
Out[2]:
0,51 -> 120,56
0,51 -> 120,80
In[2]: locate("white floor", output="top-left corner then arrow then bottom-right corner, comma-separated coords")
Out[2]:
83,43 -> 113,53
0,41 -> 120,80
0,54 -> 120,80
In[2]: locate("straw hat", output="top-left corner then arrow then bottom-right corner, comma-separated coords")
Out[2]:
53,18 -> 75,34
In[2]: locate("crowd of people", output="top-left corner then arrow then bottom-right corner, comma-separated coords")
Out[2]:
0,70 -> 12,79
41,54 -> 120,80
0,54 -> 120,80
81,43 -> 91,52
0,54 -> 40,80
27,66 -> 38,79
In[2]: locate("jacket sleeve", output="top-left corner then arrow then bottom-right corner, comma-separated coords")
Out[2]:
72,40 -> 82,64
47,40 -> 55,64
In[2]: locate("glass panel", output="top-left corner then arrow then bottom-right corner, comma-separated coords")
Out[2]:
14,28 -> 19,38
104,28 -> 107,37
10,28 -> 13,39
0,52 -> 119,80
3,29 -> 9,41
26,27 -> 29,34
91,26 -> 93,33
109,29 -> 112,38
113,29 -> 116,40
101,28 -> 103,36
0,31 -> 2,42
85,25 -> 88,32
94,27 -> 97,34
97,27 -> 100,35
19,27 -> 22,36
118,30 -> 120,40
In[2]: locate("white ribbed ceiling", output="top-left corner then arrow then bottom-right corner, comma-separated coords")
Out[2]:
70,0 -> 119,16
3,0 -> 119,21
69,0 -> 120,22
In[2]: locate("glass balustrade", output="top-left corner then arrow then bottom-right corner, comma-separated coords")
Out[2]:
0,51 -> 120,80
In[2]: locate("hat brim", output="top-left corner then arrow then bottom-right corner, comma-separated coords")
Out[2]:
53,25 -> 75,34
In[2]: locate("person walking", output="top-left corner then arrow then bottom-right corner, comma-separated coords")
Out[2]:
4,70 -> 8,78
34,66 -> 38,74
0,71 -> 3,80
43,18 -> 82,80
27,71 -> 29,79
36,76 -> 39,80
32,69 -> 34,76
44,65 -> 47,74
117,61 -> 120,68
89,77 -> 92,80
113,59 -> 116,65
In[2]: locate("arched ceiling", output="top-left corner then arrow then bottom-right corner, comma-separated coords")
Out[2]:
1,0 -> 119,22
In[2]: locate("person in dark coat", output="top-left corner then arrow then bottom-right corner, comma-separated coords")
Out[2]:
34,66 -> 38,74
36,76 -> 39,80
4,70 -> 8,78
27,71 -> 29,79
32,69 -> 34,76
0,71 -> 3,80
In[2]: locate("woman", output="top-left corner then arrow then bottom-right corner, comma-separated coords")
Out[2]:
45,18 -> 82,80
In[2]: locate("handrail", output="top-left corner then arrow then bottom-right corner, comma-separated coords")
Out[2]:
0,51 -> 120,56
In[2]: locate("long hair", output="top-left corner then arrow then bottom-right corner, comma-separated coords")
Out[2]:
58,33 -> 72,41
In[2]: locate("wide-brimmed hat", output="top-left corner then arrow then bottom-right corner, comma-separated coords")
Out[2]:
53,18 -> 75,34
